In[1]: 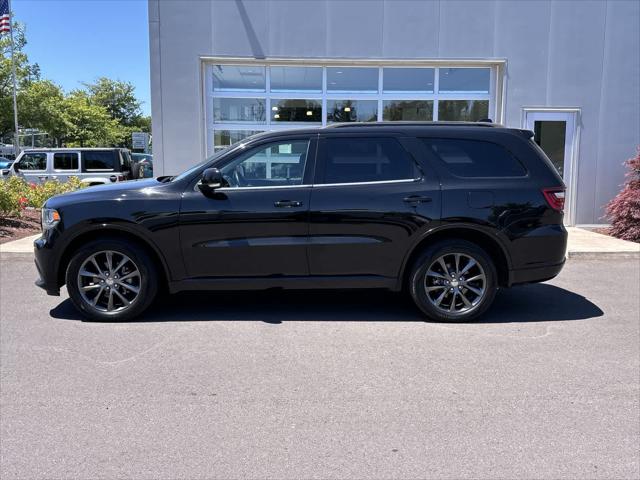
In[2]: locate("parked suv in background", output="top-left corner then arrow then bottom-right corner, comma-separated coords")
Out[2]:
34,123 -> 567,322
11,148 -> 133,185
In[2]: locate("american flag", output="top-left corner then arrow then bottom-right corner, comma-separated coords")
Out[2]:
0,0 -> 10,35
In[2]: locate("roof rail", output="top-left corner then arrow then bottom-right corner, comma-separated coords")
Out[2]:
324,121 -> 500,129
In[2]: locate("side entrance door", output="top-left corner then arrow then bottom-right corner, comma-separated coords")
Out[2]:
179,135 -> 315,279
524,108 -> 580,225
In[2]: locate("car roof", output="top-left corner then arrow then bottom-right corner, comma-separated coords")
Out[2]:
20,147 -> 128,152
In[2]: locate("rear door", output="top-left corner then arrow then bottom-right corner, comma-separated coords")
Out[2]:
308,133 -> 440,282
50,151 -> 80,182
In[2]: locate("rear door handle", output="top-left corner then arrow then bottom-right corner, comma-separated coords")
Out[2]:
274,200 -> 303,208
403,195 -> 432,204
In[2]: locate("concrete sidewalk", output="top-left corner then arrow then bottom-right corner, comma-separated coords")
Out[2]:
1,229 -> 638,257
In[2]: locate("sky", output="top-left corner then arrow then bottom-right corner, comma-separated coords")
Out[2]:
13,0 -> 151,115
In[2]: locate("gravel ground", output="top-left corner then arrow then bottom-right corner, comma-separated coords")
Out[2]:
1,254 -> 638,479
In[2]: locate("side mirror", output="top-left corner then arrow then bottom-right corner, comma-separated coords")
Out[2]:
198,167 -> 224,192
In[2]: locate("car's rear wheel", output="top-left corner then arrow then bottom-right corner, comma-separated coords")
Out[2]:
66,239 -> 158,321
409,240 -> 497,322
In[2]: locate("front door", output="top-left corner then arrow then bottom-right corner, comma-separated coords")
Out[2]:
179,136 -> 314,279
308,134 -> 440,283
524,109 -> 579,225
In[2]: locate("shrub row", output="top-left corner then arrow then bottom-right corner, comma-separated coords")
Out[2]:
0,176 -> 85,217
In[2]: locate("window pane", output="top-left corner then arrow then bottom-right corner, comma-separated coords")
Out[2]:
383,100 -> 433,121
438,68 -> 490,93
327,100 -> 377,123
212,65 -> 266,91
423,139 -> 526,177
534,120 -> 566,177
271,99 -> 321,122
383,68 -> 434,92
323,137 -> 416,184
53,153 -> 78,170
17,153 -> 47,170
213,98 -> 266,123
221,140 -> 310,186
270,66 -> 322,92
213,130 -> 263,151
327,67 -> 378,92
83,151 -> 116,171
438,100 -> 489,121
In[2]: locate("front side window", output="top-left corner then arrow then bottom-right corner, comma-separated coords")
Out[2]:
322,137 -> 417,184
53,153 -> 78,170
17,152 -> 47,170
83,151 -> 115,171
423,138 -> 526,177
220,139 -> 310,188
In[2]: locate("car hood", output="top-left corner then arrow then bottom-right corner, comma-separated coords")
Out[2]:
45,178 -> 168,208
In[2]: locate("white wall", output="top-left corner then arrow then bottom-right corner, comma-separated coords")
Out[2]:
149,0 -> 640,225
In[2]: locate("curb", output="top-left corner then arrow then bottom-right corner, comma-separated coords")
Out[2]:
567,251 -> 640,259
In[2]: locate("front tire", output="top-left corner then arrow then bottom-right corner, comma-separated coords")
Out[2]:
65,238 -> 158,321
409,240 -> 497,322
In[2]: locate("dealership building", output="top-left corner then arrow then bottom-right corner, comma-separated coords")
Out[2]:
148,0 -> 639,225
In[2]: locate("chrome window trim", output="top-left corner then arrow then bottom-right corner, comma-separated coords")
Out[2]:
312,178 -> 421,188
216,184 -> 312,192
214,177 -> 421,192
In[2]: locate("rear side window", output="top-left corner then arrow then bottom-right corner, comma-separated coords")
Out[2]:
82,151 -> 115,171
423,139 -> 526,177
17,152 -> 47,170
53,152 -> 78,170
322,137 -> 417,184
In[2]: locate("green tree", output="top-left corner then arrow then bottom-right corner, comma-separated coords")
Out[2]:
18,80 -> 68,145
62,91 -> 123,147
0,22 -> 41,141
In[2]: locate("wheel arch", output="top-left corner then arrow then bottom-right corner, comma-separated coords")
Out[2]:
56,226 -> 170,290
399,226 -> 512,290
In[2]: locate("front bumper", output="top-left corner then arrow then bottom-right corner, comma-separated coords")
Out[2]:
34,235 -> 60,296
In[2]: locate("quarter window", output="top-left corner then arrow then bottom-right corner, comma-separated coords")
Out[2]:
53,153 -> 78,170
221,139 -> 310,187
17,153 -> 47,170
322,137 -> 417,184
423,139 -> 526,177
83,151 -> 116,171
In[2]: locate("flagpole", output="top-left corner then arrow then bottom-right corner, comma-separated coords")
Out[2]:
7,0 -> 19,157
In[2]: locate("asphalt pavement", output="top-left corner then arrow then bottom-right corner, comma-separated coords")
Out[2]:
1,253 -> 638,479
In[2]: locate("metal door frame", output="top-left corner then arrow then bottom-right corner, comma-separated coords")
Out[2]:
522,107 -> 581,226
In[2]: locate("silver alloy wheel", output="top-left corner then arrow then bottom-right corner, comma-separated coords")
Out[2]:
424,253 -> 487,316
77,250 -> 141,313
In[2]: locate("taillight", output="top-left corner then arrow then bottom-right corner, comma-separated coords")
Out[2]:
542,188 -> 565,211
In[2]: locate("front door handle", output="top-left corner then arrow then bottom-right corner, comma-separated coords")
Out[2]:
403,195 -> 432,204
274,200 -> 303,208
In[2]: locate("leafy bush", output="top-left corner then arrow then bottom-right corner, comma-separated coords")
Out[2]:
0,177 -> 85,217
606,148 -> 640,243
0,177 -> 30,217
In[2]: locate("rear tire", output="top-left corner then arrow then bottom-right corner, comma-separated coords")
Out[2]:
65,238 -> 158,322
409,240 -> 497,322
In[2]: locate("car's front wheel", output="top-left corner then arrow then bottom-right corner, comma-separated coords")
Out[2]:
66,238 -> 158,321
409,240 -> 498,322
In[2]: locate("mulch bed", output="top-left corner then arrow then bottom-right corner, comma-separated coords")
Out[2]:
0,209 -> 41,244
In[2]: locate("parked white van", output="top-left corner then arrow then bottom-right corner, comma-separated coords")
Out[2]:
9,148 -> 134,185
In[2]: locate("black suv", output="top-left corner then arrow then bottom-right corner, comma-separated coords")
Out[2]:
35,123 -> 567,322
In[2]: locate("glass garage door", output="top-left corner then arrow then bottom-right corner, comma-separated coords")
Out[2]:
205,63 -> 496,154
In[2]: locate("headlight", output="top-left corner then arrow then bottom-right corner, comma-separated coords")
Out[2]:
41,208 -> 61,231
